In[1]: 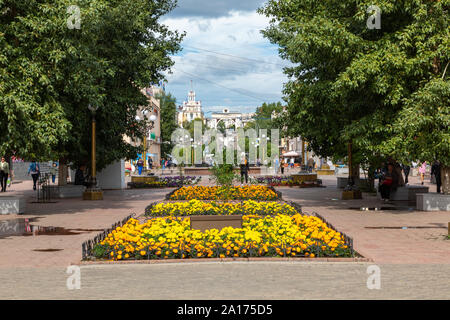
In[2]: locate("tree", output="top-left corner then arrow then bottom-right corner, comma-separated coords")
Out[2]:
217,120 -> 226,135
182,118 -> 206,138
156,91 -> 178,158
0,0 -> 184,174
245,102 -> 283,134
259,0 -> 449,190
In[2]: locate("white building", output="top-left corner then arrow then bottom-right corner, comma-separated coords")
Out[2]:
177,89 -> 204,127
206,108 -> 255,129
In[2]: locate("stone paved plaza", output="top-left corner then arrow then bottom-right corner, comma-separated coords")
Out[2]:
0,175 -> 449,299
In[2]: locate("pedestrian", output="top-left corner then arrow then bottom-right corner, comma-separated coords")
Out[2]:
74,166 -> 90,187
402,163 -> 411,185
240,156 -> 249,184
281,163 -> 285,175
148,157 -> 153,170
0,157 -> 10,192
419,161 -> 427,185
393,161 -> 405,186
161,158 -> 165,172
27,160 -> 40,190
307,157 -> 315,173
137,157 -> 144,175
431,160 -> 442,193
379,163 -> 399,201
50,162 -> 58,184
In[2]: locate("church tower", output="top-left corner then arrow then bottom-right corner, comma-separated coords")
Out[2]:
177,81 -> 204,127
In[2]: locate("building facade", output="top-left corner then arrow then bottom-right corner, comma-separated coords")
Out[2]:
206,108 -> 255,130
177,89 -> 204,127
123,86 -> 162,170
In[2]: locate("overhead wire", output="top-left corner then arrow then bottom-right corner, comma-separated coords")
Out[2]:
183,45 -> 289,68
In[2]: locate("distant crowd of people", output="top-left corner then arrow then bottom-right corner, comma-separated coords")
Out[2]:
133,156 -> 175,175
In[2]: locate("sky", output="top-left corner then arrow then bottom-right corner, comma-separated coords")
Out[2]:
161,0 -> 291,116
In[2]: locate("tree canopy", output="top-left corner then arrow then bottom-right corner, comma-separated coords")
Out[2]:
156,91 -> 178,159
0,0 -> 184,170
259,0 -> 449,168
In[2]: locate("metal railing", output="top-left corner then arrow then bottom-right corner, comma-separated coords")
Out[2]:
37,173 -> 51,203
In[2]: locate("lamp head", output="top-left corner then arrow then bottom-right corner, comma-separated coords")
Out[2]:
149,114 -> 157,122
88,104 -> 98,113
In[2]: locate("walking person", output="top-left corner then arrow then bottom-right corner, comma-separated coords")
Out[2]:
419,161 -> 427,185
240,156 -> 249,184
50,162 -> 58,184
27,160 -> 40,190
148,157 -> 153,170
431,160 -> 442,193
0,157 -> 10,192
402,163 -> 411,185
137,157 -> 144,176
307,157 -> 315,173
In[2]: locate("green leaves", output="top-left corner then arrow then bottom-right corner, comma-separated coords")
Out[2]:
0,0 -> 184,169
157,91 -> 178,158
259,0 -> 449,166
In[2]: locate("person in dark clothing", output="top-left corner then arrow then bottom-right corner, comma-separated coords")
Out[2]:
74,166 -> 89,187
148,157 -> 153,170
0,157 -> 10,192
431,161 -> 442,193
240,157 -> 249,184
379,163 -> 399,200
402,163 -> 411,185
27,161 -> 40,190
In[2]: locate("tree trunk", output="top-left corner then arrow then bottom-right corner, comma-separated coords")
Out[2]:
441,165 -> 450,195
352,163 -> 360,181
58,158 -> 68,186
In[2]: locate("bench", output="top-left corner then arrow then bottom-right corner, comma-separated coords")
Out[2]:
416,193 -> 450,211
42,185 -> 86,198
337,177 -> 369,189
0,196 -> 26,214
389,185 -> 429,202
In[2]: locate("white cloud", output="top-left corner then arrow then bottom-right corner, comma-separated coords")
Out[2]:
162,11 -> 290,113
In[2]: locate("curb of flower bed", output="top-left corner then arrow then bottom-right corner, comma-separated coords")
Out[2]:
81,213 -> 136,260
268,186 -> 283,199
80,256 -> 373,265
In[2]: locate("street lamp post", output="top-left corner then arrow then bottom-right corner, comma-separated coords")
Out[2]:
135,111 -> 156,175
83,104 -> 103,201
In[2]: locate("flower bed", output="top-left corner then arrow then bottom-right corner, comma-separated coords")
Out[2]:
92,214 -> 353,261
145,200 -> 297,217
251,176 -> 293,186
127,181 -> 167,189
160,176 -> 201,187
167,185 -> 280,201
251,176 -> 323,187
128,176 -> 201,189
